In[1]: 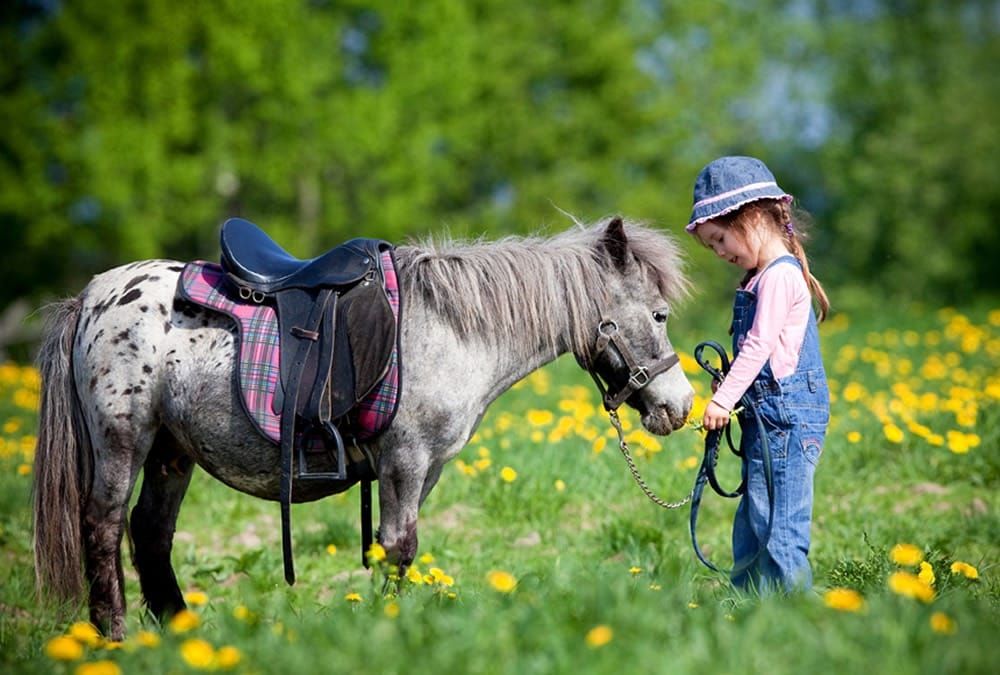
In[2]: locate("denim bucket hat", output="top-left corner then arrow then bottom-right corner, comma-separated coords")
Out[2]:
685,156 -> 792,232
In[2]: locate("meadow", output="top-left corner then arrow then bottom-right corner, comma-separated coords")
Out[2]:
0,302 -> 996,674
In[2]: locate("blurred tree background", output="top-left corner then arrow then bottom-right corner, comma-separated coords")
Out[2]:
1,0 -> 997,355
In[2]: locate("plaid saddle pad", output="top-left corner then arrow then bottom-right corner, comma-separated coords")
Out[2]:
177,251 -> 401,445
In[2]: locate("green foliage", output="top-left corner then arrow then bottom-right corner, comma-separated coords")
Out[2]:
5,0 -> 995,319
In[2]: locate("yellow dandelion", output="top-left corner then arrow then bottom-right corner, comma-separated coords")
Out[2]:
888,571 -> 935,602
823,588 -> 865,612
930,611 -> 956,635
592,436 -> 607,454
585,624 -> 613,648
367,542 -> 387,563
883,424 -> 904,444
168,609 -> 201,633
406,566 -> 424,584
649,583 -> 662,591
232,605 -> 252,622
526,409 -> 554,426
45,635 -> 84,661
179,638 -> 215,669
17,463 -> 31,476
419,552 -> 435,564
345,592 -> 363,603
846,431 -> 861,444
75,660 -> 122,675
890,543 -> 924,566
918,561 -> 936,586
950,561 -> 979,579
629,566 -> 642,576
183,590 -> 208,606
68,622 -> 102,647
682,455 -> 699,470
500,466 -> 517,483
134,630 -> 161,648
486,570 -> 518,593
215,645 -> 242,669
326,544 -> 338,556
554,479 -> 566,492
384,601 -> 400,619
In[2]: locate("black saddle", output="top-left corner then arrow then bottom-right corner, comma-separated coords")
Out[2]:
219,218 -> 396,583
221,218 -> 380,293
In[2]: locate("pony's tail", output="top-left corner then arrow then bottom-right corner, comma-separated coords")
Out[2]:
32,296 -> 88,606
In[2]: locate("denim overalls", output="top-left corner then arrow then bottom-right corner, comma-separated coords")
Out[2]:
730,255 -> 829,592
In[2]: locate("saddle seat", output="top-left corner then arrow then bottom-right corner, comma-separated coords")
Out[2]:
221,217 -> 381,293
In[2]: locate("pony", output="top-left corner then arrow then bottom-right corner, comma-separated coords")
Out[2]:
32,216 -> 693,639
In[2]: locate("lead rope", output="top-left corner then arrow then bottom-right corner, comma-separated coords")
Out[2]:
608,409 -> 692,510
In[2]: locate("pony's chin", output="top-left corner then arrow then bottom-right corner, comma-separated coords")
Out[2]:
641,411 -> 675,436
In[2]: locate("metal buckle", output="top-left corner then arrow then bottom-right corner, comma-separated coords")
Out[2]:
238,286 -> 251,300
628,366 -> 650,389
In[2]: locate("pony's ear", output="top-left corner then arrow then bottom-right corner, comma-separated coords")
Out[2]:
601,216 -> 630,270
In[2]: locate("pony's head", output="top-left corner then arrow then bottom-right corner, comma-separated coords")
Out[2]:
575,217 -> 694,435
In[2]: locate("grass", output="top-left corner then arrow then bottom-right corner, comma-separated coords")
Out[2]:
0,301 -> 997,674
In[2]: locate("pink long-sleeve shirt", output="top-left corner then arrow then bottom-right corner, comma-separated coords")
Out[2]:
712,262 -> 812,412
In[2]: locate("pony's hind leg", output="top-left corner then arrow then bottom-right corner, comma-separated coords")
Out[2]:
81,424 -> 150,640
130,428 -> 195,622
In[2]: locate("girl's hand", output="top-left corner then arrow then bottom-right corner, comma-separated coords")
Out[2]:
702,401 -> 732,431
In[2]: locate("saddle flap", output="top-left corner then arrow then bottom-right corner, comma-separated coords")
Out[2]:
329,279 -> 396,419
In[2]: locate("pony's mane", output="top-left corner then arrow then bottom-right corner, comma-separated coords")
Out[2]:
393,218 -> 689,359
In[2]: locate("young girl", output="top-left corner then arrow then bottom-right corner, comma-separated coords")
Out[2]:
686,156 -> 830,593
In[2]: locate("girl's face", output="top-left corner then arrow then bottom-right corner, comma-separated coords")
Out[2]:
695,220 -> 761,270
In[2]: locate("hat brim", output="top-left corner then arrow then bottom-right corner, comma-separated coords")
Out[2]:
686,192 -> 792,233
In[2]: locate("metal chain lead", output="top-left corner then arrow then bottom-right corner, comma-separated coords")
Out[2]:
608,409 -> 692,510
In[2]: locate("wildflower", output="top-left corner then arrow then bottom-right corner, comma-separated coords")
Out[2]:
169,609 -> 201,633
687,602 -> 699,609
526,409 -> 554,426
823,588 -> 865,613
17,463 -> 31,475
384,601 -> 400,619
682,456 -> 699,470
216,645 -> 243,669
946,431 -> 970,454
45,635 -> 84,661
134,630 -> 161,648
486,570 -> 517,593
890,543 -> 923,566
554,479 -> 566,492
429,567 -> 455,586
326,544 -> 338,556
406,566 -> 424,584
419,552 -> 435,564
345,592 -> 363,603
75,660 -> 122,675
950,561 -> 979,579
500,466 -> 517,483
649,583 -> 662,591
367,542 -> 387,563
846,431 -> 861,444
930,612 -> 956,635
68,622 -> 102,647
232,605 -> 253,622
585,625 -> 613,648
592,436 -> 607,454
629,566 -> 642,576
183,590 -> 208,606
180,638 -> 215,669
918,562 -> 936,586
888,571 -> 935,602
883,424 -> 904,444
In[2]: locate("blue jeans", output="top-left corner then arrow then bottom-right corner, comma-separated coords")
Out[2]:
731,374 -> 828,593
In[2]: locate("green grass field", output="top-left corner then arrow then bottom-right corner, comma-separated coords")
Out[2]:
1,303 -> 997,674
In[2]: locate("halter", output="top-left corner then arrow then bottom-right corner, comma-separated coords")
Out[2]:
583,319 -> 680,412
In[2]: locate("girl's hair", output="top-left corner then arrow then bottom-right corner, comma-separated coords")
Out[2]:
714,199 -> 830,321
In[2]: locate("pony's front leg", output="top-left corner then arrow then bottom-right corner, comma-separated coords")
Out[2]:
376,447 -> 430,573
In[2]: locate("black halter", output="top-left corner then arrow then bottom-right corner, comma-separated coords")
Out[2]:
583,319 -> 680,411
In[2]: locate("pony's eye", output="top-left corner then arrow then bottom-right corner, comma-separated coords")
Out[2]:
653,309 -> 668,324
